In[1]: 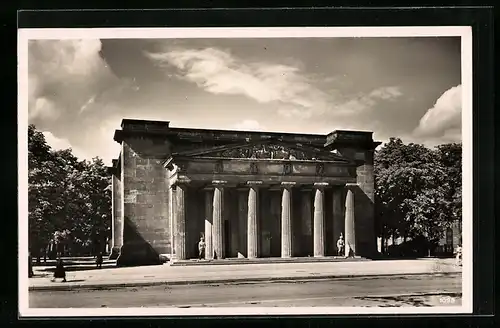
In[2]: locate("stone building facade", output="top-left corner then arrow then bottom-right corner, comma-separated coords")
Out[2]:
108,119 -> 381,266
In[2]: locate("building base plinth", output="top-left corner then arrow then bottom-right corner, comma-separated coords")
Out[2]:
116,243 -> 162,267
170,256 -> 370,266
108,247 -> 121,260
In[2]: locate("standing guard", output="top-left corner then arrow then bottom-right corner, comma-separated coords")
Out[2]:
336,234 -> 345,257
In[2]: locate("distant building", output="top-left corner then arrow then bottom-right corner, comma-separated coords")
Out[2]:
437,220 -> 462,255
108,119 -> 381,265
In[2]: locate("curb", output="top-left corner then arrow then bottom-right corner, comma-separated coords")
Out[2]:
28,271 -> 461,292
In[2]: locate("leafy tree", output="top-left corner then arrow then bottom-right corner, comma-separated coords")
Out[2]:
28,125 -> 58,256
435,143 -> 462,222
28,125 -> 112,258
374,138 -> 462,252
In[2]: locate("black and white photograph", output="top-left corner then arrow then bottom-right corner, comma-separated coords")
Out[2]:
18,26 -> 472,316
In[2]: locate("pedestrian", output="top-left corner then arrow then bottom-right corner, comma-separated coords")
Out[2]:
42,247 -> 47,264
51,258 -> 67,282
454,244 -> 462,266
336,234 -> 345,257
198,236 -> 206,260
96,252 -> 103,269
28,252 -> 34,278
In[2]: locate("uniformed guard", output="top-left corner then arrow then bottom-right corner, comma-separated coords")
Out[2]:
336,234 -> 345,257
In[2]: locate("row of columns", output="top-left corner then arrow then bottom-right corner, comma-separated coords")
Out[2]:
173,181 -> 357,260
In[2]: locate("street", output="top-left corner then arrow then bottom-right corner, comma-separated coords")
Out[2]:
29,273 -> 461,308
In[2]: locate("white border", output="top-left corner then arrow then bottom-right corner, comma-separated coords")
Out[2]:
18,26 -> 473,317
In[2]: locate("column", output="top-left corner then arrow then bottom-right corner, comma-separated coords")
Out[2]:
204,189 -> 213,260
110,173 -> 123,259
175,184 -> 187,260
281,182 -> 295,258
332,187 -> 344,256
345,183 -> 356,257
169,186 -> 175,259
247,181 -> 262,258
313,182 -> 328,257
212,181 -> 225,259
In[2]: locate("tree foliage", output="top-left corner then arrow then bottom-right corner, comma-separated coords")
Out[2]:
28,124 -> 111,257
374,138 -> 462,246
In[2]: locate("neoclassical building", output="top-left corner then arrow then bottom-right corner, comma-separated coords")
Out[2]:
108,119 -> 381,266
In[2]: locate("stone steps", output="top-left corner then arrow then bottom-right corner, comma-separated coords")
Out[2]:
170,256 -> 369,266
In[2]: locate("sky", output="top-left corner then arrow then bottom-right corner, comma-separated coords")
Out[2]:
27,36 -> 462,166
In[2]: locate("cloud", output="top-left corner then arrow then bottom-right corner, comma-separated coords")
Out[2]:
232,119 -> 264,131
413,85 -> 462,139
43,118 -> 121,166
369,86 -> 403,100
334,86 -> 403,114
42,131 -> 89,161
146,47 -> 325,112
28,39 -> 137,121
146,46 -> 403,121
27,40 -> 139,166
277,106 -> 314,119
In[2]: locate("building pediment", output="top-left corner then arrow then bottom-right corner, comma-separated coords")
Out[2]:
171,139 -> 352,163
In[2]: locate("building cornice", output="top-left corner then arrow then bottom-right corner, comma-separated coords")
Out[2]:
113,119 -> 381,151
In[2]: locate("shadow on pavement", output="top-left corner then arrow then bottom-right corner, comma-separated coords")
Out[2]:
354,292 -> 462,307
64,279 -> 86,283
30,273 -> 51,278
38,265 -> 120,273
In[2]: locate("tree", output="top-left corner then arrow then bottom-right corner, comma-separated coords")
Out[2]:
374,138 -> 462,252
73,158 -> 112,254
435,143 -> 462,223
28,125 -> 112,258
28,124 -> 58,256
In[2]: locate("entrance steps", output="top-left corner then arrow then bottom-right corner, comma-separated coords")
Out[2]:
169,256 -> 370,266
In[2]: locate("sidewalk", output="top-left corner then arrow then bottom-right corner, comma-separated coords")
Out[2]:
28,258 -> 461,291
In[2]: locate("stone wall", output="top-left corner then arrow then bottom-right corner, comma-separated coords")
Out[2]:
333,142 -> 378,258
354,149 -> 377,257
118,136 -> 172,266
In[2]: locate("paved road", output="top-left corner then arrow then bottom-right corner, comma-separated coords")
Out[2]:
29,273 -> 462,308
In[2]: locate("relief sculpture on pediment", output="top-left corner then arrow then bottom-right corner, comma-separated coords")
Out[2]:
214,144 -> 317,160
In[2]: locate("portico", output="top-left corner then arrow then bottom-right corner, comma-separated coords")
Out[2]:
164,142 -> 362,260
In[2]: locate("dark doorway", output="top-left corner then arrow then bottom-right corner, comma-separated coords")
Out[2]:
270,191 -> 281,257
224,220 -> 231,258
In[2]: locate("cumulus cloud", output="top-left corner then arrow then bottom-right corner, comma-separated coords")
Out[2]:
413,85 -> 462,140
41,118 -> 121,165
27,39 -> 139,165
42,131 -> 89,161
28,39 -> 140,122
145,46 -> 403,120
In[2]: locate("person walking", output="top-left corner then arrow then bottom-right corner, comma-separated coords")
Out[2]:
198,236 -> 206,260
51,259 -> 67,282
96,252 -> 103,269
28,252 -> 34,278
454,244 -> 462,266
